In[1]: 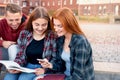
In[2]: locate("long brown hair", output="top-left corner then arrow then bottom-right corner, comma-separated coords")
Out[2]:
51,7 -> 84,35
25,6 -> 51,34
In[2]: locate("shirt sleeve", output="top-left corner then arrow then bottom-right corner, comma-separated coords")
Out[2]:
0,21 -> 3,46
14,30 -> 28,66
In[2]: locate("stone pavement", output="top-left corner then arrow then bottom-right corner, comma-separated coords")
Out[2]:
80,23 -> 120,63
82,22 -> 120,80
95,71 -> 120,80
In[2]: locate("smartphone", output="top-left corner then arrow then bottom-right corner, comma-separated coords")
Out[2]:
37,59 -> 46,63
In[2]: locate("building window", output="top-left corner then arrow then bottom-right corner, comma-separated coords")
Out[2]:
11,0 -> 13,3
30,2 -> 32,6
22,1 -> 27,7
58,0 -> 61,6
47,2 -> 50,6
29,8 -> 33,13
4,0 -> 12,3
84,6 -> 87,15
70,0 -> 73,5
17,1 -> 20,5
35,2 -> 39,6
98,6 -> 102,15
42,2 -> 45,6
64,0 -> 66,5
0,7 -> 5,16
53,1 -> 55,6
115,5 -> 119,16
103,6 -> 106,15
88,6 -> 91,15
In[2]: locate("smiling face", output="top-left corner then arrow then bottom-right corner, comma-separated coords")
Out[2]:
53,19 -> 67,37
6,11 -> 22,30
32,18 -> 48,35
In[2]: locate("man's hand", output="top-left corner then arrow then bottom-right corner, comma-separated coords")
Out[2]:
2,41 -> 16,48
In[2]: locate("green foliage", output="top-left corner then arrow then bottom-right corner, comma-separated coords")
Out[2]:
78,16 -> 109,23
48,10 -> 55,16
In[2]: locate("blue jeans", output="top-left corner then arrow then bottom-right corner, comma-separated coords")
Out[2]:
4,63 -> 41,80
0,44 -> 18,61
0,47 -> 8,70
0,47 -> 9,60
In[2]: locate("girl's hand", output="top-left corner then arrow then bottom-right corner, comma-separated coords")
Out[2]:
38,58 -> 53,69
8,69 -> 21,73
35,68 -> 45,75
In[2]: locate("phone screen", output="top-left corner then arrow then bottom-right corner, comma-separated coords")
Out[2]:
37,59 -> 45,63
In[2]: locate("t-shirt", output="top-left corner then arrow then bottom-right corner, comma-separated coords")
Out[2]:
26,38 -> 44,64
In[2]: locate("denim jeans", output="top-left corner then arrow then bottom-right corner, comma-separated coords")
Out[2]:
4,63 -> 41,80
0,44 -> 18,70
0,47 -> 9,60
0,47 -> 8,71
0,44 -> 18,61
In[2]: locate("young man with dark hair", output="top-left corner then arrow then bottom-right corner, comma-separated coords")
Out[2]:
0,3 -> 27,63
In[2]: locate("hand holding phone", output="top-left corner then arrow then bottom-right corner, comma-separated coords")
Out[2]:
37,58 -> 48,63
37,59 -> 46,63
37,58 -> 52,69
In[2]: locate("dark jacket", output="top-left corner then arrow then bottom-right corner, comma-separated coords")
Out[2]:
57,34 -> 95,80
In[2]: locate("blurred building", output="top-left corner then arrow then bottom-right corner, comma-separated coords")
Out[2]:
0,0 -> 78,15
0,0 -> 40,15
0,0 -> 120,17
40,0 -> 78,15
78,0 -> 120,16
0,3 -> 5,16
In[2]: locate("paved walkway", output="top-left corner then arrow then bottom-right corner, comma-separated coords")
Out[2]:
95,71 -> 120,80
80,23 -> 120,63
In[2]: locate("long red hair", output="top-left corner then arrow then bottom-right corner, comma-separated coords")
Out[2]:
51,7 -> 84,35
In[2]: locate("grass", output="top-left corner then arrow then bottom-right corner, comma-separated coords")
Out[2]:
77,16 -> 109,23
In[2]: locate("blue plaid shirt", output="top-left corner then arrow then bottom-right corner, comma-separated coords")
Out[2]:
57,34 -> 95,80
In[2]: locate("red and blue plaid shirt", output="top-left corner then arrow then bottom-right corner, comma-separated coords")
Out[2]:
14,30 -> 57,67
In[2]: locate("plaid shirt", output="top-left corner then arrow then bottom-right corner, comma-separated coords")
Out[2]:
14,30 -> 57,67
57,34 -> 95,80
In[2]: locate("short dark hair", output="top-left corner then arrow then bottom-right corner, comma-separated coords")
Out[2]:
5,3 -> 22,14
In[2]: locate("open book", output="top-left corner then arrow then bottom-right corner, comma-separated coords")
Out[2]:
0,60 -> 35,73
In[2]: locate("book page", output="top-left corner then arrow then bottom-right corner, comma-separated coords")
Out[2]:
0,60 -> 35,73
0,60 -> 20,68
